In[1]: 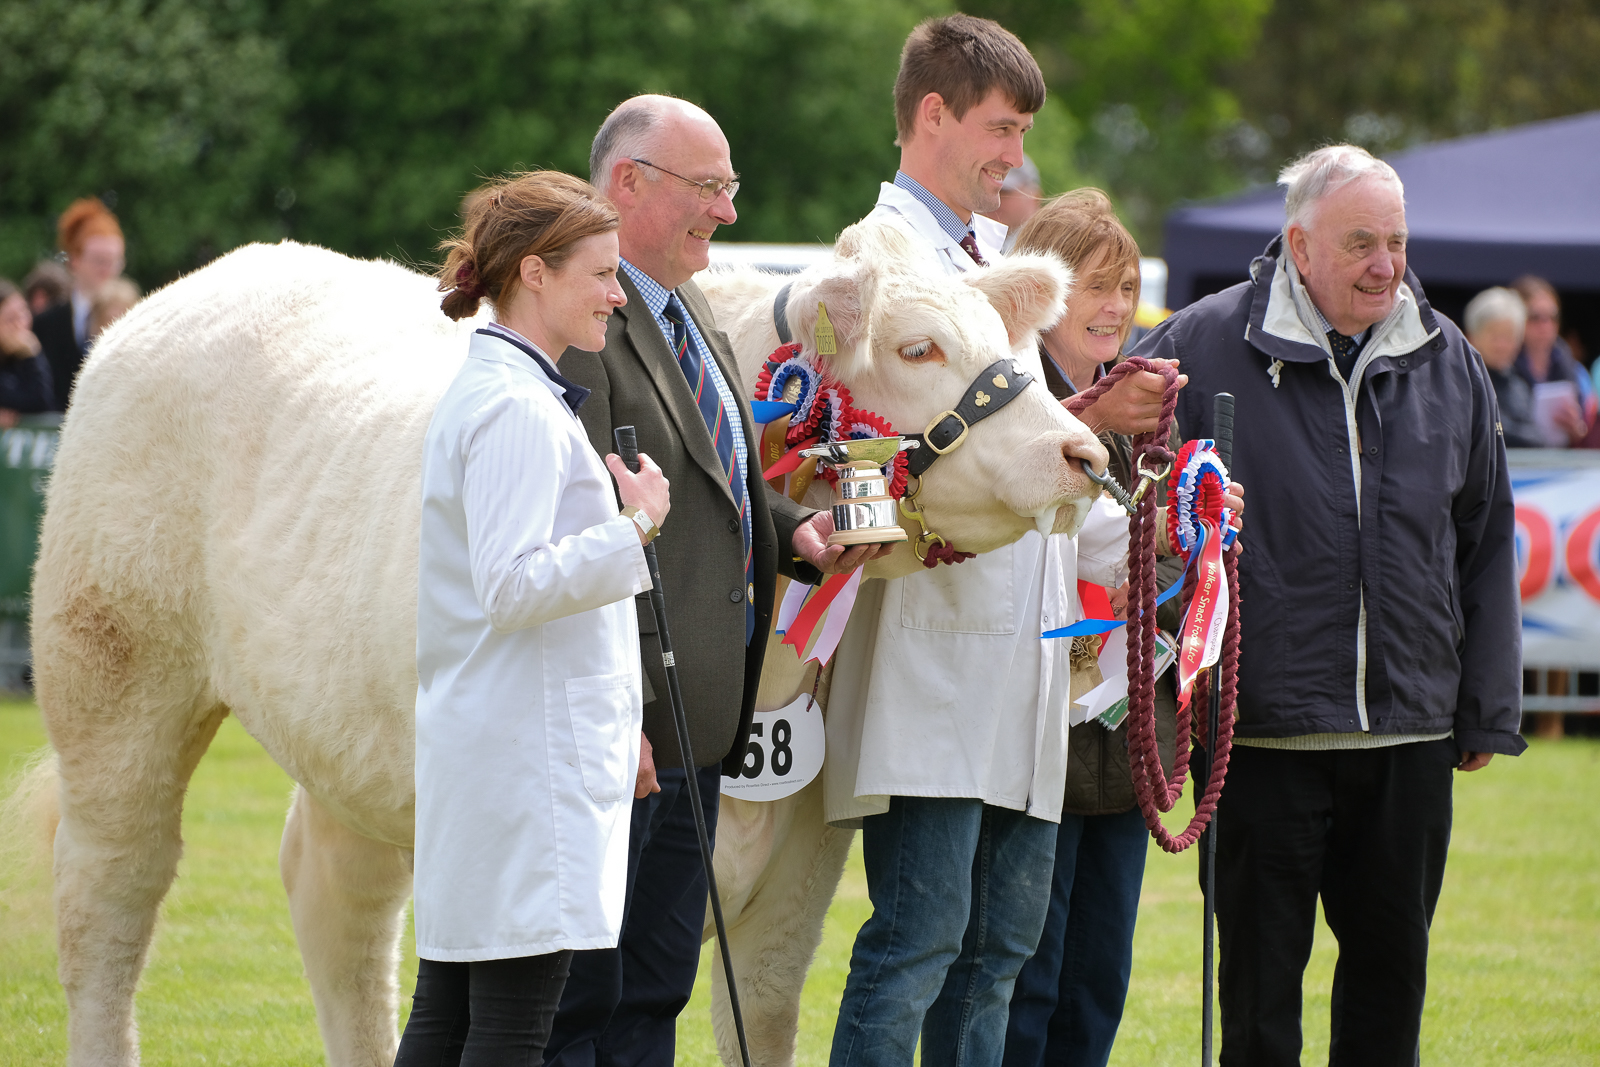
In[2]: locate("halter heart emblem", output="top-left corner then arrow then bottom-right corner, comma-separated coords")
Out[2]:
992,374 -> 1009,388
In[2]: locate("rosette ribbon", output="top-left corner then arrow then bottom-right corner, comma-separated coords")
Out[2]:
753,341 -> 918,664
1165,439 -> 1238,710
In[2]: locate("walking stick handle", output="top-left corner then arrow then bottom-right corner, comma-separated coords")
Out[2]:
613,425 -> 642,473
1212,393 -> 1235,471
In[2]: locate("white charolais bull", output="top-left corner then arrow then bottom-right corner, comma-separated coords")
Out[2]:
695,221 -> 1103,1065
31,220 -> 1103,1066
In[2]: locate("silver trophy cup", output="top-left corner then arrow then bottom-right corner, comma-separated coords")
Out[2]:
799,437 -> 917,547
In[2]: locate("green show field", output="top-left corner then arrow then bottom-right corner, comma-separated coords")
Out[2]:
3,697 -> 1597,1065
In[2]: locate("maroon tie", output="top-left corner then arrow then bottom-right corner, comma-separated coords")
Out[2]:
959,232 -> 987,267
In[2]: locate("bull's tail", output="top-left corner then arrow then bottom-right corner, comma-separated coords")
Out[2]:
1,748 -> 60,885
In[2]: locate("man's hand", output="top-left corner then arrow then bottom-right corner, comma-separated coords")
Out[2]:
793,511 -> 897,575
635,731 -> 661,798
1072,358 -> 1187,436
1458,751 -> 1494,772
1155,482 -> 1245,556
1225,480 -> 1245,538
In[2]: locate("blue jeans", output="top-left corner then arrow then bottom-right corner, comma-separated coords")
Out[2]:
830,797 -> 1057,1067
1002,806 -> 1150,1067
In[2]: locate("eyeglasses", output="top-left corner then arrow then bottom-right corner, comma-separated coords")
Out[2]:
630,158 -> 740,202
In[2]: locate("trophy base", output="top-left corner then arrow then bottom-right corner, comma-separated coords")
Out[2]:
828,526 -> 909,547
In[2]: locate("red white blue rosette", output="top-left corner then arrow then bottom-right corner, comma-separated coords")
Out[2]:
1166,440 -> 1238,557
1164,439 -> 1237,709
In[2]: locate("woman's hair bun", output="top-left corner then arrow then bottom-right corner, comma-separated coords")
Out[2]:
436,170 -> 618,322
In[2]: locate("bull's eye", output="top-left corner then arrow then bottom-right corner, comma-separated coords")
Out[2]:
899,339 -> 938,362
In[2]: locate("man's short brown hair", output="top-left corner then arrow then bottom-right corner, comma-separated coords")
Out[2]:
893,14 -> 1045,145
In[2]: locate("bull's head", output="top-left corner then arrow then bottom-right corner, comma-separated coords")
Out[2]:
779,220 -> 1109,578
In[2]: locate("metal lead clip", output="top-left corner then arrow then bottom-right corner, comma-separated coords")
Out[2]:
1085,455 -> 1173,516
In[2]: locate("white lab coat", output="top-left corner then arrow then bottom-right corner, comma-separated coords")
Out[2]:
822,183 -> 1129,827
414,328 -> 652,961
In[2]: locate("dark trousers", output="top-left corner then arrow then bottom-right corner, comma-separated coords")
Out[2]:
1003,806 -> 1150,1067
1215,740 -> 1456,1067
396,951 -> 573,1067
542,763 -> 723,1067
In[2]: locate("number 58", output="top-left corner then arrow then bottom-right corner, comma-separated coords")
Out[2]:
739,719 -> 794,779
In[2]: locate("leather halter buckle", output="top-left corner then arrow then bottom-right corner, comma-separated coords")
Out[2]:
922,410 -> 970,455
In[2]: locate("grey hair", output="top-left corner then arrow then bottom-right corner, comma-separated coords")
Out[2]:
1279,144 -> 1404,230
1464,286 -> 1527,337
589,96 -> 675,194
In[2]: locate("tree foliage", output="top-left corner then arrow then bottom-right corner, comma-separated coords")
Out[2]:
1,0 -> 943,287
1226,0 -> 1600,175
970,0 -> 1272,247
4,0 -> 1600,286
0,0 -> 292,282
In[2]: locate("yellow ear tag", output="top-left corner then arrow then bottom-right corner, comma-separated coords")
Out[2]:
815,302 -> 838,357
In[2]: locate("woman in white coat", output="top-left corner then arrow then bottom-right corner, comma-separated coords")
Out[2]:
397,171 -> 672,1066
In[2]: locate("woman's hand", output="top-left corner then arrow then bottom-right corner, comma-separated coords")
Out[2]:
1070,358 -> 1187,436
606,452 -> 671,542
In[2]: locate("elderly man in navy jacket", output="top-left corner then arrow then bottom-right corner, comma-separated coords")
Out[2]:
1131,144 -> 1525,1067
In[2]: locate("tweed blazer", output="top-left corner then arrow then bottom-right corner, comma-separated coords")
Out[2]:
561,271 -> 820,773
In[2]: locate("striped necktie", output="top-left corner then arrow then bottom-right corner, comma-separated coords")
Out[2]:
959,232 -> 987,267
664,294 -> 755,643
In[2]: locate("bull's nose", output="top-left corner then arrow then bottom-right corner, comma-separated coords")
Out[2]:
1062,436 -> 1109,477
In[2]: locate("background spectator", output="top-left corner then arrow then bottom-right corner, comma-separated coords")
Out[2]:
1465,287 -> 1542,448
33,198 -> 125,410
87,278 -> 142,344
22,261 -> 71,316
1510,274 -> 1592,446
993,154 -> 1043,252
0,279 -> 59,425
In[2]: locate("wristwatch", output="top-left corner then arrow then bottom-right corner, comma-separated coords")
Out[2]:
622,506 -> 659,544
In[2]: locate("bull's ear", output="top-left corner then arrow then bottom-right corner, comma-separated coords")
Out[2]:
835,218 -> 920,272
963,252 -> 1073,348
791,268 -> 866,369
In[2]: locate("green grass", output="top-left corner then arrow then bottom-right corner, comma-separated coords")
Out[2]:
4,696 -> 1597,1065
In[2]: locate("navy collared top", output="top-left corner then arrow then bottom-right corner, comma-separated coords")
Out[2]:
479,322 -> 591,415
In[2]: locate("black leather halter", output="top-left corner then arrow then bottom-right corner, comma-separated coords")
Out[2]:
904,358 -> 1036,477
770,281 -> 1034,479
773,281 -> 795,345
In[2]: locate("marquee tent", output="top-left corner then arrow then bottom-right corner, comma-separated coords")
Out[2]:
1163,111 -> 1600,313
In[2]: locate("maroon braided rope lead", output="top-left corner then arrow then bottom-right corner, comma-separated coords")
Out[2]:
1066,357 -> 1241,854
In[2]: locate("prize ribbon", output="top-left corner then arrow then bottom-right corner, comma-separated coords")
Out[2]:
1166,439 -> 1236,710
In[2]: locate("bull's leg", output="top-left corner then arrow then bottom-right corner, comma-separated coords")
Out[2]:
45,653 -> 224,1067
710,778 -> 855,1067
279,786 -> 413,1067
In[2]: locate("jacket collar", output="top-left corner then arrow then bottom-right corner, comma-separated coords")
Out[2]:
1245,234 -> 1441,370
470,325 -> 590,414
610,269 -> 740,507
874,181 -> 1006,269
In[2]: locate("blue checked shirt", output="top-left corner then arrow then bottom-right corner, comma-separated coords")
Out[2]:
619,259 -> 750,501
895,171 -> 978,246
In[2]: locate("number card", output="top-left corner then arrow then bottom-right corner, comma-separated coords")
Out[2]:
720,693 -> 826,802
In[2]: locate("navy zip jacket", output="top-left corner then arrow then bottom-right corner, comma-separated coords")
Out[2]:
1131,238 -> 1526,756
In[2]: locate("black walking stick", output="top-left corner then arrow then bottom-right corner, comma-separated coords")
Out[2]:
613,425 -> 754,1067
1200,392 -> 1234,1067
